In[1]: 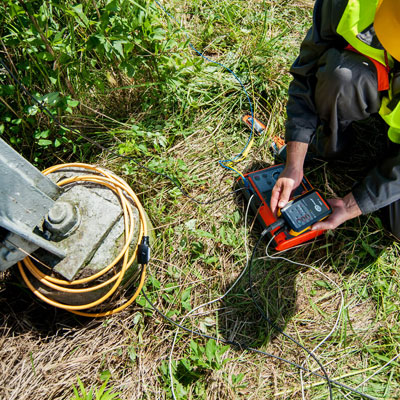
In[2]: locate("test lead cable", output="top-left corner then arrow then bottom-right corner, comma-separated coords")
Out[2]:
154,0 -> 256,182
141,212 -> 376,400
141,288 -> 376,400
248,228 -> 333,399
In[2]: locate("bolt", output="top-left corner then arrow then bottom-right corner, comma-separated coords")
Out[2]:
44,201 -> 80,239
48,203 -> 67,224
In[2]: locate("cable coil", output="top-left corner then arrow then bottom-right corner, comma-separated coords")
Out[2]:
17,163 -> 149,317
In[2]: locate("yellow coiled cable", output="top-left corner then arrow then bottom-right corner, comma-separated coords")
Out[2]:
17,163 -> 148,317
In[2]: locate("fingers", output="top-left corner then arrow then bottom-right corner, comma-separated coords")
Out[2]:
278,182 -> 292,209
270,165 -> 303,215
312,218 -> 338,231
270,184 -> 282,214
311,199 -> 347,231
271,179 -> 294,215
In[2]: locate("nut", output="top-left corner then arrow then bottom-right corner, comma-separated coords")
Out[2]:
44,201 -> 80,239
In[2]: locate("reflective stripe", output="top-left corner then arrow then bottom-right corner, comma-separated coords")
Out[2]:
381,97 -> 400,143
337,0 -> 394,68
345,44 -> 389,91
388,127 -> 400,143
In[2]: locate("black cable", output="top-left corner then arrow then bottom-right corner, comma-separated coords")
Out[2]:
141,288 -> 377,400
248,229 -> 334,398
0,56 -> 245,206
0,53 -> 378,400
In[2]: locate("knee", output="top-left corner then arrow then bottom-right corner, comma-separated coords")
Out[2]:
316,50 -> 359,95
316,48 -> 377,97
319,66 -> 353,94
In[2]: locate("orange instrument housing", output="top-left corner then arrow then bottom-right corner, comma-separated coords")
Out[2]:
237,165 -> 327,251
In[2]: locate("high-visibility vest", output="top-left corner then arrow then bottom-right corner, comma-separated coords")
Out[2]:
337,0 -> 400,143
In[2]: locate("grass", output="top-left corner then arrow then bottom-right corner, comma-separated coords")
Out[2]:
1,0 -> 400,399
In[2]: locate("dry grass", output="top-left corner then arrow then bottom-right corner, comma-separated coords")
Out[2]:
1,1 -> 400,399
2,106 -> 397,399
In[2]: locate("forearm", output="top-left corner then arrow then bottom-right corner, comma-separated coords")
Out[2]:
312,149 -> 400,231
285,141 -> 309,169
311,192 -> 362,231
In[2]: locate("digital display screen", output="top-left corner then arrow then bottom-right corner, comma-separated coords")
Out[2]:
281,191 -> 331,232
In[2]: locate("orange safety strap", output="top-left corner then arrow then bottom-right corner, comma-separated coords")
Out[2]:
345,44 -> 390,91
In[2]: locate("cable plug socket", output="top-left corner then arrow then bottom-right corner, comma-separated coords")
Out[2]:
261,218 -> 285,236
138,236 -> 151,265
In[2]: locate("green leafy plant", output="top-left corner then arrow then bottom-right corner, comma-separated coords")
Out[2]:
71,376 -> 121,400
0,0 -> 197,166
159,339 -> 231,399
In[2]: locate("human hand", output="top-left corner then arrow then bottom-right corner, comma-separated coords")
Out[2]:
270,141 -> 308,215
311,193 -> 362,231
270,165 -> 303,215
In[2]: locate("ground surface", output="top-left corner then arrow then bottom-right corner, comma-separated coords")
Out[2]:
1,0 -> 400,399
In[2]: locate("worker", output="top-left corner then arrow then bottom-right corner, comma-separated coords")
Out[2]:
270,0 -> 400,239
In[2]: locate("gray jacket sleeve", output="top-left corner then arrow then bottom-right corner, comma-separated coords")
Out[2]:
352,148 -> 400,214
285,0 -> 347,143
352,64 -> 400,214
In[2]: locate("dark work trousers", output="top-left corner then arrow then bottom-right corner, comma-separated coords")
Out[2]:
310,48 -> 400,239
